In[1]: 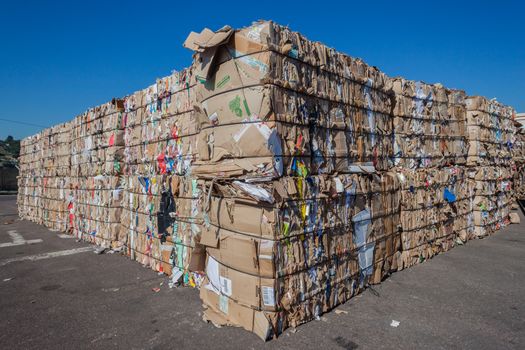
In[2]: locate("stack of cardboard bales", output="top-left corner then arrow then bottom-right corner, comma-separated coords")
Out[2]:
42,122 -> 72,232
390,80 -> 474,269
465,96 -> 515,237
17,133 -> 43,224
391,79 -> 467,169
17,122 -> 72,231
16,69 -> 205,286
184,21 -> 401,339
16,19 -> 520,342
16,69 -> 205,288
69,99 -> 125,247
121,68 -> 205,285
512,125 -> 525,198
183,21 -> 515,339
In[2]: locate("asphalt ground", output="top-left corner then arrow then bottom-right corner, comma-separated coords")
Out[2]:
0,194 -> 524,349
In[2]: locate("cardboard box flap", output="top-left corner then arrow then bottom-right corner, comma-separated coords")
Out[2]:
183,26 -> 233,52
184,26 -> 234,80
201,224 -> 220,247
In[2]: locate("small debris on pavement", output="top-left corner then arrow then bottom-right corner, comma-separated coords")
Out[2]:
390,320 -> 400,327
94,247 -> 107,255
152,287 -> 161,293
335,309 -> 348,315
3,277 -> 14,282
108,246 -> 124,254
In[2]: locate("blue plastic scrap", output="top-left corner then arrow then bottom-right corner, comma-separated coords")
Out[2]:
443,188 -> 456,203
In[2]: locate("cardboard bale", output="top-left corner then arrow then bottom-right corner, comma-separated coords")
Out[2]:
70,175 -> 122,246
17,132 -> 44,223
465,96 -> 515,166
199,172 -> 400,339
121,174 -> 203,285
122,68 -> 198,177
391,80 -> 467,169
512,127 -> 525,198
467,166 -> 513,237
464,97 -> 516,237
70,99 -> 125,178
17,121 -> 73,231
40,176 -> 71,232
395,166 -> 474,269
185,21 -> 394,178
118,68 -> 204,285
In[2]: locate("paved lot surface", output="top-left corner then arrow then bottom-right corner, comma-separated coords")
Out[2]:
1,194 -> 524,349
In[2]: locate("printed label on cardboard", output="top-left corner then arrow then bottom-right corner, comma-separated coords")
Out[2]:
220,276 -> 232,296
261,286 -> 275,306
219,294 -> 229,315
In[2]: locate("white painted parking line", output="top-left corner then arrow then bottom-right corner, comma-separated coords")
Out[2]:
0,230 -> 42,248
0,247 -> 93,267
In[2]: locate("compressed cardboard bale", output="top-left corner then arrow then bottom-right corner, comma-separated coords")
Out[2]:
121,174 -> 203,285
465,96 -> 515,166
391,80 -> 467,169
17,174 -> 43,223
464,97 -> 516,237
468,166 -> 513,237
512,127 -> 525,198
17,134 -> 37,223
42,122 -> 71,177
123,68 -> 199,177
185,21 -> 394,178
191,84 -> 312,179
395,166 -> 474,269
70,175 -> 123,247
17,122 -> 73,231
17,132 -> 44,222
119,67 -> 205,285
39,176 -> 71,231
39,122 -> 73,231
201,173 -> 399,277
70,99 -> 125,177
199,172 -> 401,339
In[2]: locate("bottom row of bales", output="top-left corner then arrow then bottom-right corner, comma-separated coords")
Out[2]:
196,164 -> 514,339
17,164 -> 516,340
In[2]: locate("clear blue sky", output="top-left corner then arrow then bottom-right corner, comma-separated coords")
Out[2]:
0,0 -> 523,139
